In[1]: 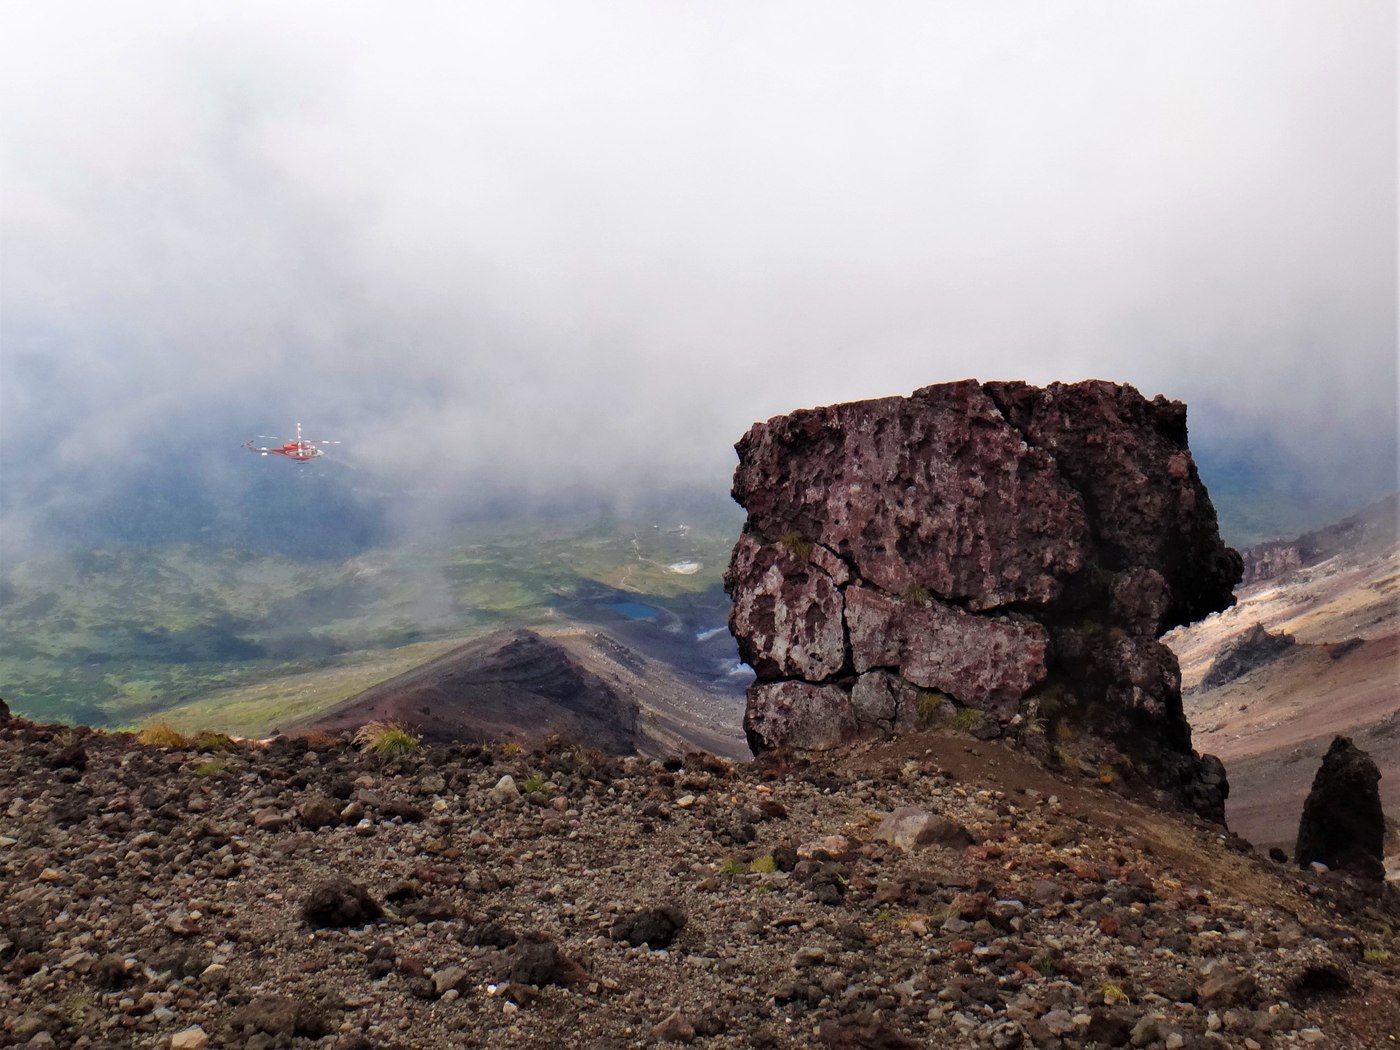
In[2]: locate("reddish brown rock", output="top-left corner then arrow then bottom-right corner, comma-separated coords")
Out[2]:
728,532 -> 846,681
731,380 -> 1090,609
844,585 -> 1048,713
743,681 -> 858,752
726,379 -> 1242,821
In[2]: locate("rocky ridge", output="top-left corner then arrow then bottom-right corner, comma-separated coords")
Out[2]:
288,629 -> 746,761
726,380 -> 1242,822
4,712 -> 1399,1050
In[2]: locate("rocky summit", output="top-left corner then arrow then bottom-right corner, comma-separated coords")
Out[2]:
726,380 -> 1243,822
4,714 -> 1400,1049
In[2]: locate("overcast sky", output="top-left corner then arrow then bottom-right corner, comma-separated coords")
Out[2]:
2,1 -> 1395,552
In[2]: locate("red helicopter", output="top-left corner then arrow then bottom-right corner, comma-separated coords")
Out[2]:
243,423 -> 339,462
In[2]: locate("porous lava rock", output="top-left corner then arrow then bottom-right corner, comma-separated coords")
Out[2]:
726,379 -> 1242,820
1295,736 -> 1386,879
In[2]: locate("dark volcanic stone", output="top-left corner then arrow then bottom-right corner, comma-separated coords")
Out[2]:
608,906 -> 687,948
47,741 -> 87,771
725,379 -> 1241,821
301,878 -> 383,928
297,796 -> 341,829
1295,736 -> 1386,878
817,1012 -> 922,1049
1202,623 -> 1296,689
507,935 -> 584,986
233,994 -> 330,1038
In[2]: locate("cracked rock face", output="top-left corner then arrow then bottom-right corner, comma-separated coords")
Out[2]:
725,379 -> 1243,821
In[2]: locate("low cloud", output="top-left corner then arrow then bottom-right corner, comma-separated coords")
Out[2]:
2,2 -> 1394,557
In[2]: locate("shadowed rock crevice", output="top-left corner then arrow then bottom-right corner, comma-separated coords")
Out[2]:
726,379 -> 1243,820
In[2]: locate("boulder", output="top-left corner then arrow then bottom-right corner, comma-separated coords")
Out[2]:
726,379 -> 1242,820
1295,736 -> 1386,879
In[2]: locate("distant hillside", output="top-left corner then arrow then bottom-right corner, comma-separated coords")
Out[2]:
288,627 -> 747,759
0,508 -> 743,728
1167,493 -> 1399,855
1240,491 -> 1398,583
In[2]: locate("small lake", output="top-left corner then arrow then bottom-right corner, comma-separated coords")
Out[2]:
605,600 -> 661,622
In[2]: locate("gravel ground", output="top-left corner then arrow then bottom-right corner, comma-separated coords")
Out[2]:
2,716 -> 1398,1049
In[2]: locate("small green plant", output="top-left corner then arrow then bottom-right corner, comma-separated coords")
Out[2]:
353,720 -> 420,757
719,858 -> 746,876
137,721 -> 191,748
1035,955 -> 1058,977
1054,746 -> 1081,773
1364,948 -> 1392,962
522,774 -> 551,794
916,690 -> 945,725
875,907 -> 896,924
779,532 -> 814,559
1102,982 -> 1129,1005
501,741 -> 524,757
192,730 -> 234,751
750,854 -> 777,874
901,583 -> 930,603
194,758 -> 231,777
949,707 -> 982,733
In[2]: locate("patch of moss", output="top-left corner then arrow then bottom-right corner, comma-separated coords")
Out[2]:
779,532 -> 814,559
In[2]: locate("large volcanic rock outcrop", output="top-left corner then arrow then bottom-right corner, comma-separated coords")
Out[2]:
725,379 -> 1243,820
1295,736 -> 1386,879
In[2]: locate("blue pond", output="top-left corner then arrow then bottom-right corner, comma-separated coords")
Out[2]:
605,601 -> 661,622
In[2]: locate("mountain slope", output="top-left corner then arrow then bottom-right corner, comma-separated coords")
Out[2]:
289,628 -> 746,759
4,716 -> 1398,1048
1166,496 -> 1399,860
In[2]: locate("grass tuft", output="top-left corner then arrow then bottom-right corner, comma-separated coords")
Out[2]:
949,707 -> 981,733
353,720 -> 420,757
192,730 -> 235,751
137,721 -> 191,748
916,690 -> 946,725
